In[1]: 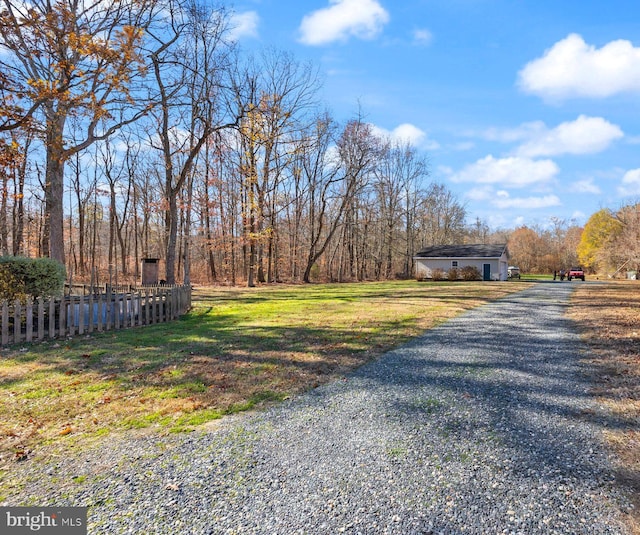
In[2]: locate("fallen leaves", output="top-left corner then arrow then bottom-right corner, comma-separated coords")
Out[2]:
14,449 -> 30,462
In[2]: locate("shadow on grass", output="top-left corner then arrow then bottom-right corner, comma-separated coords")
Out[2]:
0,280 -> 527,455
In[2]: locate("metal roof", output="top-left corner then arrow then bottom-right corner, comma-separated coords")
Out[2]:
414,243 -> 507,259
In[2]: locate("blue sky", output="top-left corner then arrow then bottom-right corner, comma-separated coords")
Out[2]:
229,0 -> 640,230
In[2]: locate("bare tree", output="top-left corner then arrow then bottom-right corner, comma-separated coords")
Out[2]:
420,183 -> 466,246
148,0 -> 238,284
372,140 -> 429,279
301,118 -> 378,283
609,203 -> 640,273
0,0 -> 157,263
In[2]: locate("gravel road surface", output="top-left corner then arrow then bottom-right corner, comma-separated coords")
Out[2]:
4,283 -> 631,534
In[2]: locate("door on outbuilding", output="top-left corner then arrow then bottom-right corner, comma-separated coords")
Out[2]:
483,263 -> 491,281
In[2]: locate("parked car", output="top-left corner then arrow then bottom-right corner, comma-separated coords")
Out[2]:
508,266 -> 520,279
567,267 -> 585,281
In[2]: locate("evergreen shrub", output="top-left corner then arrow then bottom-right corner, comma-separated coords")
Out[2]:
0,256 -> 66,300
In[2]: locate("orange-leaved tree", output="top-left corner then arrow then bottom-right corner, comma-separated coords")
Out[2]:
0,0 -> 156,264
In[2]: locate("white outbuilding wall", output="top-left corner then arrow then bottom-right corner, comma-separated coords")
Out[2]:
415,254 -> 508,281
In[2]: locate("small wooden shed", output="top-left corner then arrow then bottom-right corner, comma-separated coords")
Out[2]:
141,258 -> 160,286
414,243 -> 509,281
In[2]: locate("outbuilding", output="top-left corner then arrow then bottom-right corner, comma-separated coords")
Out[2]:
414,243 -> 509,281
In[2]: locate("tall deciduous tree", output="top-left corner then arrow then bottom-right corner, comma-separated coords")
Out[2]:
610,203 -> 640,272
507,226 -> 545,273
420,182 -> 466,246
577,208 -> 622,272
373,140 -> 429,279
0,0 -> 155,263
148,0 -> 237,284
302,118 -> 378,282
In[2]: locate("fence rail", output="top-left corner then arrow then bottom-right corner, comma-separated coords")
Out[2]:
1,285 -> 192,345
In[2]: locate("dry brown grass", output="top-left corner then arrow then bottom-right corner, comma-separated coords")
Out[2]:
567,281 -> 640,534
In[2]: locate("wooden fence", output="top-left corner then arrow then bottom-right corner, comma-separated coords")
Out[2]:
0,285 -> 192,345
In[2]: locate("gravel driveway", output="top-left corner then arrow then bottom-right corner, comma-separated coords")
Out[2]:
5,283 -> 631,534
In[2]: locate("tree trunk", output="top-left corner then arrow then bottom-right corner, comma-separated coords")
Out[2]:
44,110 -> 67,264
12,155 -> 25,256
183,172 -> 194,286
165,192 -> 178,284
0,170 -> 8,255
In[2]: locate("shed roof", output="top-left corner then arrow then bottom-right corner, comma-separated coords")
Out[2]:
414,243 -> 507,259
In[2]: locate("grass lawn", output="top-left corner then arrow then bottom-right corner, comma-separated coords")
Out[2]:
0,280 -> 526,469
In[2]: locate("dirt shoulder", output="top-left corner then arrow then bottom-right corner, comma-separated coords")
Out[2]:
567,281 -> 640,534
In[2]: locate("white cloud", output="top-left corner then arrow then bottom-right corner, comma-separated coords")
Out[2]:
516,115 -> 623,157
482,121 -> 546,143
464,186 -> 493,201
229,11 -> 259,41
491,193 -> 562,210
298,0 -> 390,46
412,28 -> 433,46
451,155 -> 559,188
482,116 -> 623,157
371,123 -> 440,149
391,123 -> 426,145
619,168 -> 640,196
437,164 -> 454,176
518,33 -> 640,100
623,168 -> 640,183
572,178 -> 602,195
571,211 -> 587,223
452,141 -> 475,151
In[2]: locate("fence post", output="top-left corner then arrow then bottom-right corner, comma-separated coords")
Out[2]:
105,286 -> 112,331
48,298 -> 55,339
88,293 -> 94,334
13,299 -> 21,344
130,293 -> 136,328
68,294 -> 76,337
78,294 -> 85,335
114,292 -> 121,330
157,289 -> 163,323
37,297 -> 44,341
97,293 -> 103,332
59,296 -> 66,338
2,301 -> 8,345
135,290 -> 142,326
172,287 -> 178,319
25,297 -> 33,342
152,290 -> 157,324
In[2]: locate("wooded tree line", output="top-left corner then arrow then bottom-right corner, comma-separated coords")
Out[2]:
9,0 -> 631,285
505,203 -> 640,277
577,205 -> 640,276
506,220 -> 583,274
0,0 -> 489,286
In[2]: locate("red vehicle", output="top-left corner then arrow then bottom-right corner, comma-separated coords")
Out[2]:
567,267 -> 585,281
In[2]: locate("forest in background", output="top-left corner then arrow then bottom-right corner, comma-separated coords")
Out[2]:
0,0 -> 485,286
0,1 -> 636,286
